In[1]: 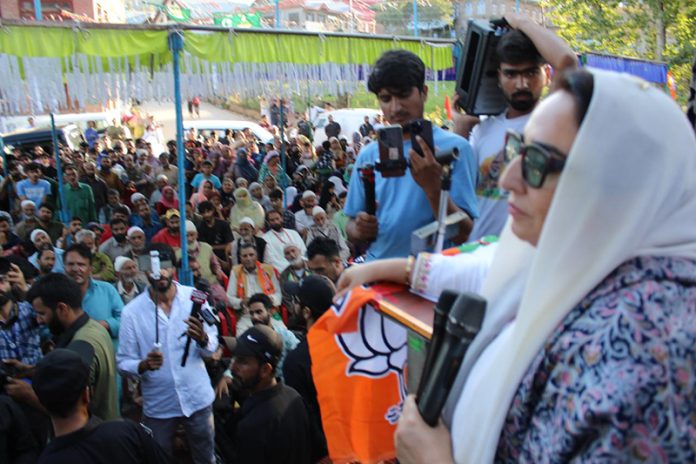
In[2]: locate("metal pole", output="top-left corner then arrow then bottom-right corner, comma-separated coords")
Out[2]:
0,137 -> 7,179
279,100 -> 287,189
33,0 -> 42,21
50,114 -> 68,223
349,0 -> 355,33
168,30 -> 192,287
413,0 -> 419,37
275,0 -> 280,29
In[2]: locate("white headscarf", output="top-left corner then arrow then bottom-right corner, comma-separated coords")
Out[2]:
451,69 -> 696,463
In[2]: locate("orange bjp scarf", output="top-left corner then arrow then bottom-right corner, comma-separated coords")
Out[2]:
236,262 -> 275,298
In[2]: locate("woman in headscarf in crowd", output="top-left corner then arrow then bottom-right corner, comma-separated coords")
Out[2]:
248,182 -> 272,212
318,180 -> 339,219
155,185 -> 180,216
232,148 -> 259,184
328,137 -> 346,171
228,187 -> 265,233
189,179 -> 217,209
219,177 -> 236,218
258,151 -> 291,187
343,163 -> 354,185
297,134 -> 316,167
338,69 -> 696,463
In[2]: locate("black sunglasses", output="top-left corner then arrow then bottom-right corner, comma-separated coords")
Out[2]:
504,130 -> 567,188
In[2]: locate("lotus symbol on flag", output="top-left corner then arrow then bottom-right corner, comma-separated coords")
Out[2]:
336,304 -> 408,424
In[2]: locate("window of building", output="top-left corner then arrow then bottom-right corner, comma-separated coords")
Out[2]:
477,0 -> 486,15
288,12 -> 300,24
465,2 -> 474,16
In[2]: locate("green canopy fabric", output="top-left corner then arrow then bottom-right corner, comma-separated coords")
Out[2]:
0,25 -> 452,70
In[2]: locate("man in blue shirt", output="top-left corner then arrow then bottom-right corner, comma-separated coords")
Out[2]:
15,162 -> 51,208
190,160 -> 221,190
344,50 -> 479,260
64,244 -> 123,345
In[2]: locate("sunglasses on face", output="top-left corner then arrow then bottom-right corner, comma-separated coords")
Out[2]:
504,130 -> 567,188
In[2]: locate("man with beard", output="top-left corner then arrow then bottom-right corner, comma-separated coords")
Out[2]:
226,325 -> 311,464
15,200 -> 39,242
247,293 -> 299,381
230,217 -> 268,266
64,244 -> 123,347
35,247 -> 56,278
80,161 -> 109,215
152,209 -> 183,250
455,13 -> 576,240
306,237 -> 345,284
28,229 -> 64,273
98,157 -> 123,194
36,203 -> 65,244
279,244 -> 310,312
22,273 -> 119,420
226,243 -> 282,334
117,244 -> 218,464
156,152 -> 178,187
99,218 -> 131,262
131,203 -> 162,244
263,209 -> 305,271
113,256 -> 146,305
0,258 -> 40,367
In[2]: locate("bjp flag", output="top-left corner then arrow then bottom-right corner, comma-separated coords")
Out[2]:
308,283 -> 409,463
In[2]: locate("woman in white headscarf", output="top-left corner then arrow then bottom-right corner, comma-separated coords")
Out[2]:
338,68 -> 696,462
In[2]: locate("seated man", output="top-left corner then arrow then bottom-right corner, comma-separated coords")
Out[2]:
226,244 -> 282,334
28,229 -> 64,273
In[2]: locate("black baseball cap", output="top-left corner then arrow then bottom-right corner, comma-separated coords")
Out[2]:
32,341 -> 94,414
222,325 -> 283,367
285,275 -> 335,319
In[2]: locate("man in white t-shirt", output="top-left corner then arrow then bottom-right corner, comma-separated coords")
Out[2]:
263,209 -> 306,272
455,14 -> 577,240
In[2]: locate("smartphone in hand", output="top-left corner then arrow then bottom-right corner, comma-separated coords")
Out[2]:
409,119 -> 434,157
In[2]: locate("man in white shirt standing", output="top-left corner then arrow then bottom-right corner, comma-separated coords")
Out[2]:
117,245 -> 218,464
263,209 -> 306,272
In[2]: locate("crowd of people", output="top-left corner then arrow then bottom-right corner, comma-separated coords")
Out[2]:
1,11 -> 695,464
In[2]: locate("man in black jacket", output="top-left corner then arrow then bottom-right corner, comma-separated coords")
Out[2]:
283,275 -> 334,463
229,325 -> 311,463
32,346 -> 169,463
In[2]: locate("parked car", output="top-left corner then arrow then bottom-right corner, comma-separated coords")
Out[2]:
2,124 -> 84,153
312,108 -> 381,145
183,120 -> 275,144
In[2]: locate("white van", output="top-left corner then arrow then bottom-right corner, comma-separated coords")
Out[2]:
312,108 -> 381,145
182,120 -> 274,144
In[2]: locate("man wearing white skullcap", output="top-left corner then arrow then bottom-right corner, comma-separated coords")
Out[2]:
294,190 -> 317,236
15,200 -> 40,241
114,256 -> 145,305
28,229 -> 65,273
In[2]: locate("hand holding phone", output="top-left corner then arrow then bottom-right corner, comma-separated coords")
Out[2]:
409,119 -> 434,157
376,125 -> 407,177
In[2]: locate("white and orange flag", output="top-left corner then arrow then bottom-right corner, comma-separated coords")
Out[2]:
308,283 -> 408,464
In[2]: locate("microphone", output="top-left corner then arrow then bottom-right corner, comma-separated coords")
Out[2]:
181,289 -> 208,367
434,147 -> 459,166
417,292 -> 486,426
359,163 -> 376,216
149,250 -> 161,280
416,289 -> 460,398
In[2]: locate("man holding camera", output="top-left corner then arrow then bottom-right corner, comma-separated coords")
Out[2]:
345,50 -> 479,260
117,244 -> 218,464
455,13 -> 577,240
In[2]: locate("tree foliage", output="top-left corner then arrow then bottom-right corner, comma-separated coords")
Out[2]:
373,0 -> 454,36
541,0 -> 695,104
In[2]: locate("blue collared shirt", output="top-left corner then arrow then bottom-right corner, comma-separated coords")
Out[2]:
0,301 -> 42,365
83,279 -> 123,341
117,283 -> 218,418
129,213 -> 162,244
29,247 -> 64,273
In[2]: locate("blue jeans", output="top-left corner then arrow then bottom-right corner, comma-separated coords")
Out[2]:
143,405 -> 215,464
